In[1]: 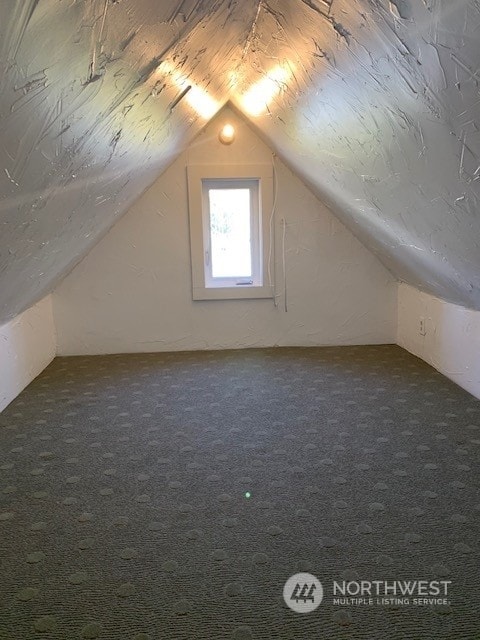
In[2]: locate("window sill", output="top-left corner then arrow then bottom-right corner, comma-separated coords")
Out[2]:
193,285 -> 274,301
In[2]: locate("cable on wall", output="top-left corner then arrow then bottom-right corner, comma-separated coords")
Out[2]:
268,153 -> 279,307
282,217 -> 288,313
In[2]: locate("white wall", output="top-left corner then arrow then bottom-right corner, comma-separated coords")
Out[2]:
0,295 -> 56,412
53,107 -> 397,355
397,282 -> 480,399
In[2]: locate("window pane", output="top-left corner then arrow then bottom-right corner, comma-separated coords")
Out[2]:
209,188 -> 252,278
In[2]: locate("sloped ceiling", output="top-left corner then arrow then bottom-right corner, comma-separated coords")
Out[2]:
1,0 -> 479,323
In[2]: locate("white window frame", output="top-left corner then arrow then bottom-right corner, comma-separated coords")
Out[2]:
187,164 -> 274,301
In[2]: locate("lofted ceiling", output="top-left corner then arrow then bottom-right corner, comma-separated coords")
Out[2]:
1,0 -> 479,323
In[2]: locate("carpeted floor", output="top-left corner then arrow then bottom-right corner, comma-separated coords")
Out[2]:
0,345 -> 479,639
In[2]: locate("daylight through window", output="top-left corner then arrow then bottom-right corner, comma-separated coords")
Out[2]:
209,187 -> 252,279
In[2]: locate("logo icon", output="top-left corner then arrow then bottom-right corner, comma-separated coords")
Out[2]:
283,573 -> 323,613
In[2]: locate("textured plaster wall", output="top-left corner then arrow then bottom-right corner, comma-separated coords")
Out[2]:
397,283 -> 480,400
1,0 -> 479,325
0,1 -> 260,323
0,295 -> 56,411
234,0 -> 480,309
53,109 -> 396,355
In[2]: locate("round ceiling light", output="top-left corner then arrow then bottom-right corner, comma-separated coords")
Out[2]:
219,123 -> 235,145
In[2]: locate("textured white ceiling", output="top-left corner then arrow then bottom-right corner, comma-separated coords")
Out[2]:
1,0 -> 479,322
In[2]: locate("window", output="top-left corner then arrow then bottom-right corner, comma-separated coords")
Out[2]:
187,164 -> 274,300
204,180 -> 259,286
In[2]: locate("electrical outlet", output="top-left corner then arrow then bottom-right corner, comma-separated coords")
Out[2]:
419,316 -> 426,336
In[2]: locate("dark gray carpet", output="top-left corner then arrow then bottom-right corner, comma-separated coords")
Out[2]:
0,345 -> 479,639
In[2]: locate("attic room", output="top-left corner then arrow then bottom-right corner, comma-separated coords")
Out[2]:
0,0 -> 479,638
